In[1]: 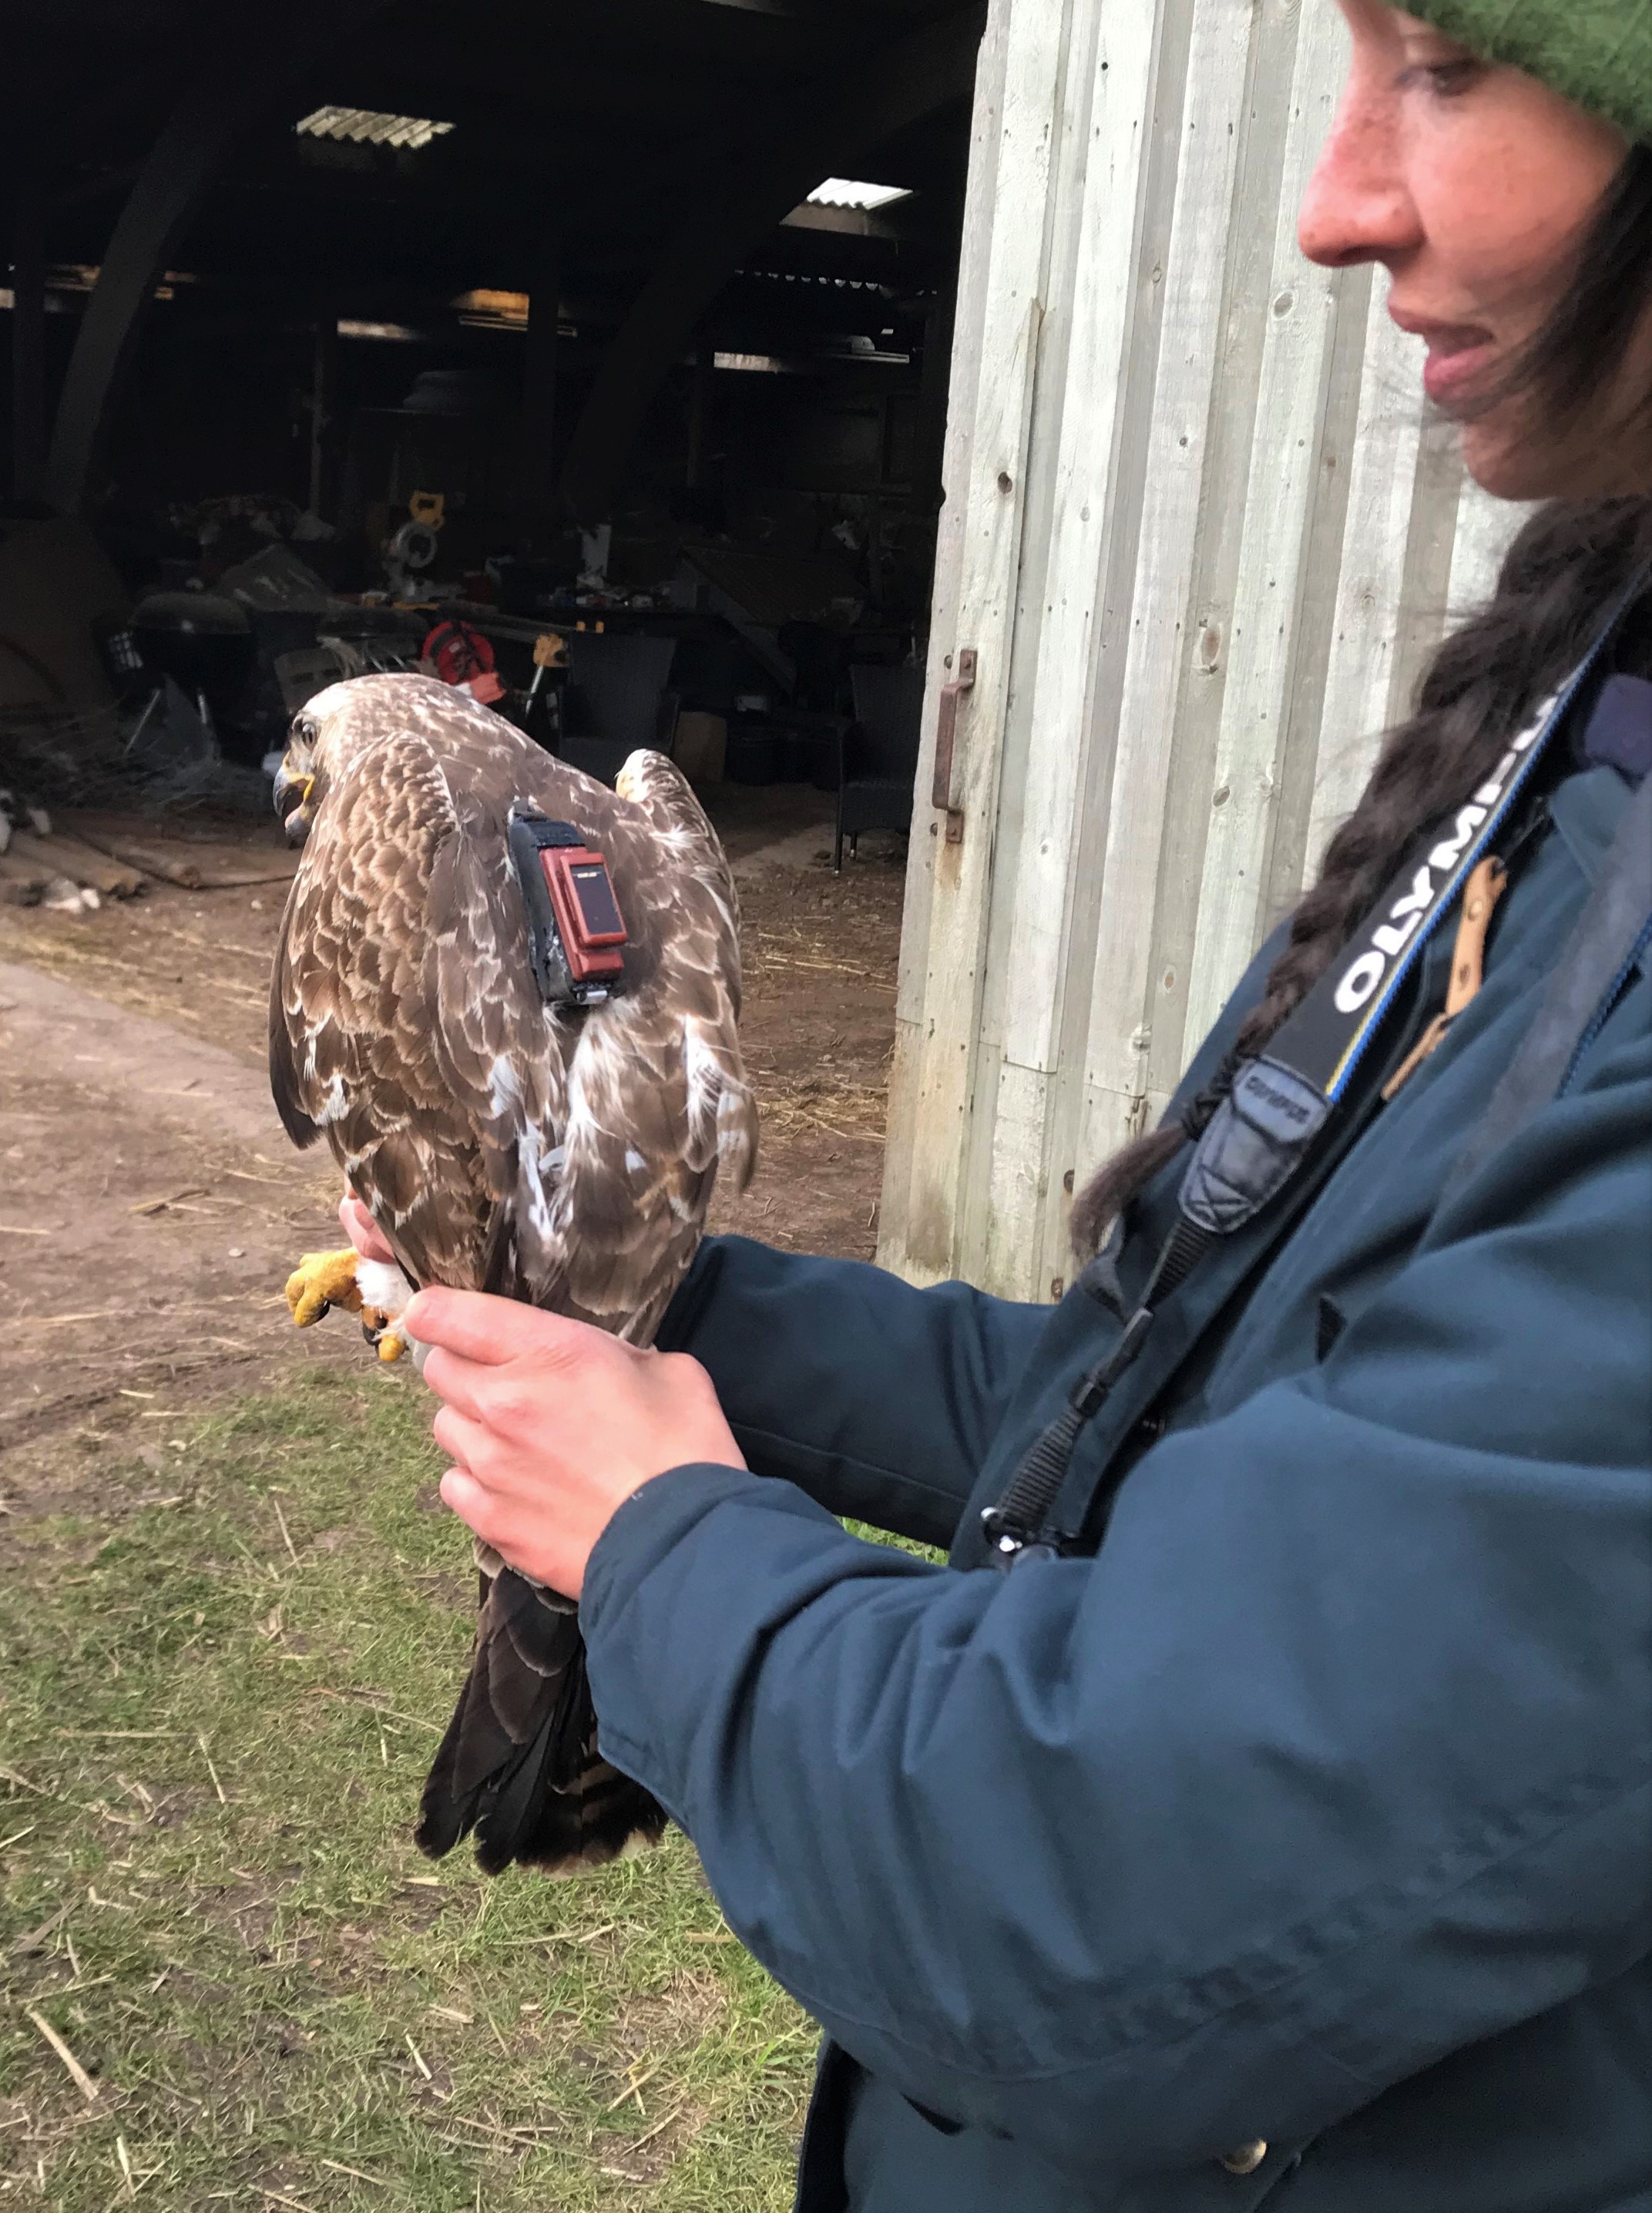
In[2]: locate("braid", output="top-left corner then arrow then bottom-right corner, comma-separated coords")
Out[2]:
1072,495 -> 1652,1259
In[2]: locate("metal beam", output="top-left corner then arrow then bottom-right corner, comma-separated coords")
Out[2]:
306,315 -> 337,521
11,170 -> 48,504
45,0 -> 395,515
520,223 -> 563,524
561,3 -> 985,522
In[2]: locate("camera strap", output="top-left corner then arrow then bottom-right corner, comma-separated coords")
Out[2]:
982,572 -> 1647,1567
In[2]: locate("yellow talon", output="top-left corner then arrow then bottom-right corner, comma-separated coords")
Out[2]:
284,1248 -> 364,1329
358,1306 -> 407,1362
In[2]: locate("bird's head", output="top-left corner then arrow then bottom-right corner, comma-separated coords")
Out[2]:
272,680 -> 384,845
273,714 -> 322,845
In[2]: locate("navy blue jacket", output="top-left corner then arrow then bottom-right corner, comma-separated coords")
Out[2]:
582,752 -> 1652,2212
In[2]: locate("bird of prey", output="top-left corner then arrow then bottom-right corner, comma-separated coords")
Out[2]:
267,673 -> 757,1876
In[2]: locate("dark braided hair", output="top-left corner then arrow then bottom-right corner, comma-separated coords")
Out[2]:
1072,493 -> 1652,1258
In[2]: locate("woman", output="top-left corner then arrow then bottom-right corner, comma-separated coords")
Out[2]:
348,5 -> 1652,2205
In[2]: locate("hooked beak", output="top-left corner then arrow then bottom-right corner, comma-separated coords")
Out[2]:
273,765 -> 315,845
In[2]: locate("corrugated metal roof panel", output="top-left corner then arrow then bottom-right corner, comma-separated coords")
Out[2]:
294,106 -> 455,152
807,177 -> 912,211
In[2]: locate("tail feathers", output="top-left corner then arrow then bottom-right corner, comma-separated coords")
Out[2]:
417,1565 -> 667,1878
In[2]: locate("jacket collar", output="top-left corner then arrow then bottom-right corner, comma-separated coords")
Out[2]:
1577,670 -> 1652,782
1551,764 -> 1637,888
1556,670 -> 1652,885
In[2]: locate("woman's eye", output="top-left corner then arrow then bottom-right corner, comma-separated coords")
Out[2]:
1399,56 -> 1487,97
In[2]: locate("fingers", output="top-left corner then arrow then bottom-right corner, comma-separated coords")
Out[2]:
438,1466 -> 502,1546
438,1465 -> 577,1599
404,1287 -> 593,1368
415,1345 -> 489,1416
431,1401 -> 490,1473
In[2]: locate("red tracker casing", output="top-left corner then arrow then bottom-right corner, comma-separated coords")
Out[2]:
508,808 -> 630,1009
539,845 -> 627,986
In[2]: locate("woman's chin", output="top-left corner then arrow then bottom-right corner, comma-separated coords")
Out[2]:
1457,421 -> 1550,499
1459,416 -> 1650,502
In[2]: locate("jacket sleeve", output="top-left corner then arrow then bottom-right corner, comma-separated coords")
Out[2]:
582,1026 -> 1652,2183
653,1235 -> 1051,1547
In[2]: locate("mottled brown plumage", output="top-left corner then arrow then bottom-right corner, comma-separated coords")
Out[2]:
268,673 -> 756,1876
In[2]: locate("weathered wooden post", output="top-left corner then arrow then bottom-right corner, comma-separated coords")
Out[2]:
879,0 -> 1526,1298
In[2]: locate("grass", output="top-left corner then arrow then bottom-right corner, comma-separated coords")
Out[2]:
0,1367 -> 812,2208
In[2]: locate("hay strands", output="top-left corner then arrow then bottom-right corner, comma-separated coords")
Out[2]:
25,2007 -> 99,2103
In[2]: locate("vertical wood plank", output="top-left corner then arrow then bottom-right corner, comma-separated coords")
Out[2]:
884,0 -> 1068,1281
879,3 -> 1007,1271
957,0 -> 1103,1285
978,0 -> 1167,1294
1073,0 -> 1259,1186
1449,479 -> 1533,616
1181,0 -> 1350,1053
1130,0 -> 1312,1124
1302,281 -> 1426,876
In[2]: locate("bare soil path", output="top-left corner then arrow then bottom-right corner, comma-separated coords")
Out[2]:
0,963 -> 351,1497
0,812 -> 906,1521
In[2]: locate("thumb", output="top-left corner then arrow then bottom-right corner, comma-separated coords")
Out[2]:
402,1288 -> 585,1367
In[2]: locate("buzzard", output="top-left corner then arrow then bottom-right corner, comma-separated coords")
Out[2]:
268,673 -> 757,1876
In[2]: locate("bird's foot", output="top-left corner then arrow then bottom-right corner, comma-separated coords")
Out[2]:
361,1309 -> 408,1363
355,1258 -> 414,1365
285,1248 -> 365,1329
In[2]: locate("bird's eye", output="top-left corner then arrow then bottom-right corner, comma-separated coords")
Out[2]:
294,716 -> 318,745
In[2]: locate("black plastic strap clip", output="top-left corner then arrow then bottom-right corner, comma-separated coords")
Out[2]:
1178,1058 -> 1331,1237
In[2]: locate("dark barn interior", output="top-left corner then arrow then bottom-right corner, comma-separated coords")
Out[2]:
2,11 -> 987,2194
3,0 -> 981,822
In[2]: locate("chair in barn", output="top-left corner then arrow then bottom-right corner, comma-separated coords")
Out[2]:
838,664 -> 925,871
560,633 -> 681,785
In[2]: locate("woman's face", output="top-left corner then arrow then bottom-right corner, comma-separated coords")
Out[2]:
1299,2 -> 1638,497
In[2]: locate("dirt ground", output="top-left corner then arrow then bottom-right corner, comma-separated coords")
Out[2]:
0,787 -> 906,1522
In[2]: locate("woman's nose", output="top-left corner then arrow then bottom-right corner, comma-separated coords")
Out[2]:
1298,83 -> 1422,270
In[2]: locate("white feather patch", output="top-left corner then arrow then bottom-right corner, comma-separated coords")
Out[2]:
487,1054 -> 525,1119
356,1259 -> 410,1315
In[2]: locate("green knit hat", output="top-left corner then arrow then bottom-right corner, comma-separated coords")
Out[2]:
1407,2 -> 1652,143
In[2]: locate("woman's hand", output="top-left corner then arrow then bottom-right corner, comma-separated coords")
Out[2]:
405,1289 -> 746,1600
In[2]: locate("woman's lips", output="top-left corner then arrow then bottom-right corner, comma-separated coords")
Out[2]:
1421,337 -> 1500,408
1389,307 -> 1500,411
